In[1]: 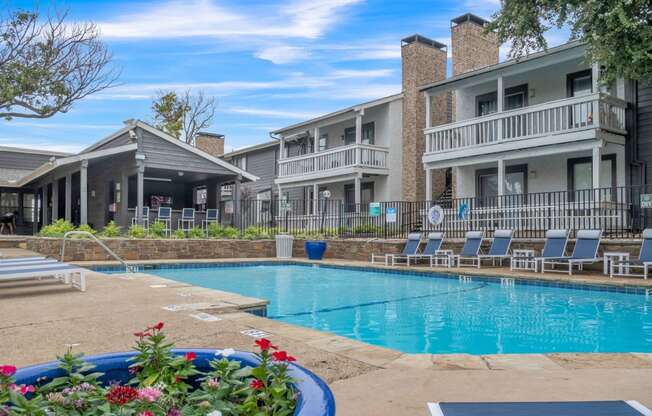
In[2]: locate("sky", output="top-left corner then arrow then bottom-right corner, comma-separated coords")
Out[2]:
1,0 -> 569,154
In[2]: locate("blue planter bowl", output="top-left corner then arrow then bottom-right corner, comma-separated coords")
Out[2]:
14,349 -> 335,416
305,240 -> 327,260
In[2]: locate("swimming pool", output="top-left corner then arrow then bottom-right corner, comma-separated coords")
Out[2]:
120,263 -> 652,355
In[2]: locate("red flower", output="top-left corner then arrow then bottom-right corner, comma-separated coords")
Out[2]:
152,322 -> 164,331
10,384 -> 35,395
184,352 -> 196,361
249,379 -> 264,390
0,365 -> 16,377
106,385 -> 139,405
272,351 -> 296,362
175,375 -> 184,383
254,338 -> 277,351
140,412 -> 154,416
133,332 -> 151,338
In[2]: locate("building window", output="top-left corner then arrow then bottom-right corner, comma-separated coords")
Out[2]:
362,122 -> 375,144
567,155 -> 616,191
344,182 -> 374,211
504,84 -> 528,110
319,134 -> 328,151
475,164 -> 528,203
344,127 -> 356,145
476,92 -> 497,117
567,70 -> 593,97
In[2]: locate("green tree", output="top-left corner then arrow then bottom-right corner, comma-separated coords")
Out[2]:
0,9 -> 119,119
487,0 -> 652,84
152,91 -> 188,139
151,89 -> 215,144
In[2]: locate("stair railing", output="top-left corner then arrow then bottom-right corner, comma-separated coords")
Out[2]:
60,231 -> 137,273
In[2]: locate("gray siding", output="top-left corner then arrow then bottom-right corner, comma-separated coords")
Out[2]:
0,150 -> 54,171
92,131 -> 134,152
241,145 -> 278,195
638,83 -> 652,184
140,129 -> 233,175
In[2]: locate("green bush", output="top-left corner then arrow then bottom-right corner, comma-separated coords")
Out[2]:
127,224 -> 146,238
221,226 -> 241,239
187,227 -> 205,239
100,221 -> 121,237
243,225 -> 271,240
172,229 -> 186,239
39,219 -> 77,237
206,222 -> 224,238
72,224 -> 97,238
351,224 -> 383,235
148,220 -> 168,238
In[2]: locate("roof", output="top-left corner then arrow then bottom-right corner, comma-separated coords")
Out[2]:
0,145 -> 71,157
197,131 -> 225,139
420,40 -> 586,93
272,93 -> 403,135
401,34 -> 446,50
451,13 -> 490,26
222,140 -> 278,159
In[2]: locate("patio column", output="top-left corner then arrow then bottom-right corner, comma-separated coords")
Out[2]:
120,171 -> 129,229
65,173 -> 72,221
591,62 -> 600,93
425,167 -> 432,202
312,183 -> 319,215
80,160 -> 88,225
425,92 -> 432,128
40,186 -> 47,226
592,146 -> 602,189
497,159 -> 505,197
279,136 -> 285,159
354,175 -> 361,213
51,179 -> 59,221
497,76 -> 504,140
355,111 -> 363,165
313,127 -> 320,153
136,161 -> 144,225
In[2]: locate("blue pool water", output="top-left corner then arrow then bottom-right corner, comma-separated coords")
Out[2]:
141,264 -> 652,354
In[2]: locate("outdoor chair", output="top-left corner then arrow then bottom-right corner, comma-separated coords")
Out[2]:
0,256 -> 46,263
450,231 -> 485,268
609,228 -> 652,279
203,208 -> 218,234
178,208 -> 195,232
371,233 -> 421,266
510,229 -> 569,272
405,232 -> 447,267
131,206 -> 150,229
156,207 -> 172,235
457,229 -> 512,268
542,229 -> 602,275
427,401 -> 652,416
0,261 -> 86,291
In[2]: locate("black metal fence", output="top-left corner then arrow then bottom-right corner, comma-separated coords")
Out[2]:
219,185 -> 652,239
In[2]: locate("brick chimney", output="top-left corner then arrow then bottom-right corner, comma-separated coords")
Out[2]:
401,35 -> 447,201
451,13 -> 499,76
195,132 -> 225,157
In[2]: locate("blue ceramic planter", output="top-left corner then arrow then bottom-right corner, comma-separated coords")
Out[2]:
14,349 -> 335,416
305,240 -> 327,260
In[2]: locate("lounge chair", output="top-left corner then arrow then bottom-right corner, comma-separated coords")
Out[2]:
450,231 -> 485,268
542,229 -> 602,275
0,258 -> 58,267
609,228 -> 652,279
406,232 -> 445,266
0,256 -> 47,263
371,233 -> 421,266
0,263 -> 86,291
427,401 -> 652,416
510,229 -> 569,272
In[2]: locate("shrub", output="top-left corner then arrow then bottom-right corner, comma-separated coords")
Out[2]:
148,220 -> 168,238
243,225 -> 271,240
127,224 -> 146,238
221,226 -> 241,239
38,219 -> 76,237
187,227 -> 205,239
351,224 -> 383,235
172,229 -> 186,239
206,222 -> 224,238
100,221 -> 121,237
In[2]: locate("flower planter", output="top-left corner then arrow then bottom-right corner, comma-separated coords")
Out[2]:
14,349 -> 335,416
305,240 -> 327,260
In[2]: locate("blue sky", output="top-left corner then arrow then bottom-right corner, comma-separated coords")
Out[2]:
1,0 -> 568,154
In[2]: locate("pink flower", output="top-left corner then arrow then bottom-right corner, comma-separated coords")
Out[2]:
140,412 -> 154,416
271,351 -> 296,362
250,379 -> 264,390
10,384 -> 35,395
137,387 -> 162,403
184,352 -> 196,361
0,365 -> 16,377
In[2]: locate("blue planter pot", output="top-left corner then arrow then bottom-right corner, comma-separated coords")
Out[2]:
305,240 -> 327,260
14,349 -> 335,416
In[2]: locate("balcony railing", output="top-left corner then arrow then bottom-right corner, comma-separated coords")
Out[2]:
425,93 -> 627,154
277,143 -> 389,178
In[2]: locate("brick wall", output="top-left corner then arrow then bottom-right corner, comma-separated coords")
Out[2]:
195,133 -> 225,157
451,14 -> 499,76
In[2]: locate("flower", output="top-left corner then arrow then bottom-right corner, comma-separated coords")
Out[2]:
140,412 -> 154,416
0,366 -> 16,377
254,338 -> 277,351
106,385 -> 139,405
152,322 -> 164,331
166,409 -> 181,416
137,387 -> 162,403
10,384 -> 35,395
249,379 -> 264,390
272,351 -> 296,362
206,378 -> 220,389
184,352 -> 197,361
133,332 -> 151,338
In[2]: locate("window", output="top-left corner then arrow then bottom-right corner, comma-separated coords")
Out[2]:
319,134 -> 328,151
504,84 -> 528,110
344,122 -> 375,145
475,165 -> 528,204
567,70 -> 593,97
22,193 -> 34,222
476,92 -> 497,117
567,155 -> 616,191
344,127 -> 356,145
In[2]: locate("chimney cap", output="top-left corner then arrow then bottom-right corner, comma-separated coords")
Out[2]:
451,13 -> 490,27
197,131 -> 225,139
401,34 -> 446,51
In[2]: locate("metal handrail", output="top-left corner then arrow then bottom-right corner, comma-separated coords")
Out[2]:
61,231 -> 137,273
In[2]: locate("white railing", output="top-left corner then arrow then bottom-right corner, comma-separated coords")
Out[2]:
425,93 -> 627,154
278,144 -> 389,178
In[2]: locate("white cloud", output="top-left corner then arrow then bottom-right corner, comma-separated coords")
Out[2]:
255,46 -> 311,64
327,69 -> 393,79
226,107 -> 323,119
9,121 -> 122,130
0,137 -> 85,153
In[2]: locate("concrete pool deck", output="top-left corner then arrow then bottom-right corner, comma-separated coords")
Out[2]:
2,253 -> 652,415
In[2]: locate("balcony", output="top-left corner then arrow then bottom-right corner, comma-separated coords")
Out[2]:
277,144 -> 389,182
424,93 -> 627,160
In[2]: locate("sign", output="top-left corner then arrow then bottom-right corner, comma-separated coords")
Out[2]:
642,194 -> 652,208
369,202 -> 381,217
280,201 -> 293,213
458,202 -> 469,220
427,205 -> 444,226
386,207 -> 397,223
224,200 -> 234,214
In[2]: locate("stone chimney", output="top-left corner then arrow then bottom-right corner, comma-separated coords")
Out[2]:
401,35 -> 447,201
451,13 -> 499,76
195,132 -> 225,157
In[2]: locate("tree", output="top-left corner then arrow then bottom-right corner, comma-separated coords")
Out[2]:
487,0 -> 652,84
151,89 -> 216,145
0,9 -> 119,119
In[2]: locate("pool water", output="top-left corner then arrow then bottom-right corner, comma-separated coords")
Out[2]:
146,264 -> 652,354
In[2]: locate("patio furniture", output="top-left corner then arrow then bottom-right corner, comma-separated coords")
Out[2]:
156,207 -> 172,235
511,249 -> 536,271
371,233 -> 421,266
203,208 -> 219,233
452,231 -> 487,268
542,229 -> 602,275
131,206 -> 150,229
604,252 -> 630,275
0,256 -> 46,263
609,228 -> 652,279
510,229 -> 570,272
0,258 -> 58,267
178,208 -> 195,232
427,401 -> 652,416
0,263 -> 86,291
406,232 -> 445,266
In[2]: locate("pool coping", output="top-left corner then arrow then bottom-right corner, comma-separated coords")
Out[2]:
73,257 -> 652,372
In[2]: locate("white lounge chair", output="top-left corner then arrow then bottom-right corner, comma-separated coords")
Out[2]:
406,232 -> 445,266
450,231 -> 484,268
610,228 -> 652,279
0,263 -> 86,291
0,256 -> 47,263
510,229 -> 569,272
428,401 -> 652,416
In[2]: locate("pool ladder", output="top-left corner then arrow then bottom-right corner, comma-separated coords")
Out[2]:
61,231 -> 138,273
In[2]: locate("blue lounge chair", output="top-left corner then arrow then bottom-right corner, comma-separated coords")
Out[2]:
450,231 -> 484,268
542,229 -> 602,275
371,233 -> 421,266
406,232 -> 445,266
610,228 -> 652,279
427,401 -> 652,416
510,229 -> 569,272
458,230 -> 512,268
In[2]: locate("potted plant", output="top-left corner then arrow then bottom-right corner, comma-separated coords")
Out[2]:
3,322 -> 335,416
